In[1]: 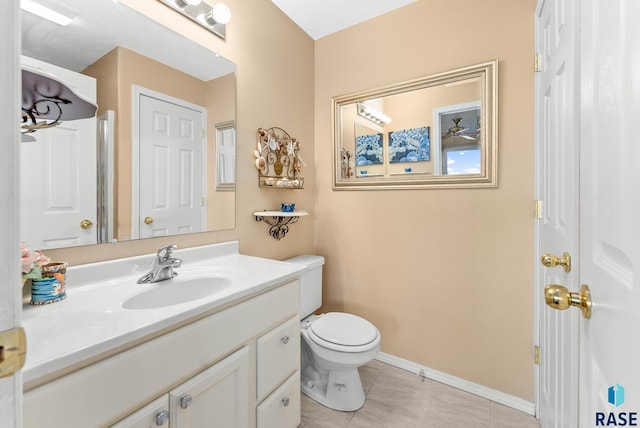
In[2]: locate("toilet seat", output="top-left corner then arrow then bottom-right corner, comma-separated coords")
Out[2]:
307,312 -> 379,353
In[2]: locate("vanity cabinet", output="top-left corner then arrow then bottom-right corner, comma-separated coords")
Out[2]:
112,347 -> 249,428
24,280 -> 300,428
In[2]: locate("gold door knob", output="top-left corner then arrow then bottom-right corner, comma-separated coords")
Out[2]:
80,219 -> 94,229
144,216 -> 154,225
544,284 -> 592,319
541,252 -> 571,272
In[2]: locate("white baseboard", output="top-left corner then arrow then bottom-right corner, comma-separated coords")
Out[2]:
375,352 -> 535,416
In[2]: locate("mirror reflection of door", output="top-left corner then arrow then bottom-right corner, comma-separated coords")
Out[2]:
20,56 -> 97,250
135,89 -> 207,239
433,101 -> 481,176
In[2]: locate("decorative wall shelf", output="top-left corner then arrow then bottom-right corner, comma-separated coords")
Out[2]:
253,210 -> 309,240
254,127 -> 305,189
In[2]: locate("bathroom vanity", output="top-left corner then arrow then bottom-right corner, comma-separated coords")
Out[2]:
21,242 -> 304,428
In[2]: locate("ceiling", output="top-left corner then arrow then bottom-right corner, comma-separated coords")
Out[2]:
271,0 -> 417,40
20,0 -> 416,79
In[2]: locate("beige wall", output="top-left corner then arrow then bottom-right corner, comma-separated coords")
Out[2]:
47,0 -> 315,264
42,0 -> 536,404
206,73 -> 236,231
314,0 -> 536,401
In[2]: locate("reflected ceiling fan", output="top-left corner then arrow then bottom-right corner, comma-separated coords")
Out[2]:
442,117 -> 476,140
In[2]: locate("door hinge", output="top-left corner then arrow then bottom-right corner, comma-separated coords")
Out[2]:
534,53 -> 541,72
0,327 -> 27,378
201,129 -> 206,138
534,200 -> 542,219
534,345 -> 541,365
201,197 -> 206,207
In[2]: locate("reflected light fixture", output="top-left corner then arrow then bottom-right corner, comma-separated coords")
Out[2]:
21,0 -> 73,26
157,0 -> 231,40
357,102 -> 392,126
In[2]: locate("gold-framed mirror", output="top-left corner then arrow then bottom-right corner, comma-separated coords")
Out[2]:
332,60 -> 498,190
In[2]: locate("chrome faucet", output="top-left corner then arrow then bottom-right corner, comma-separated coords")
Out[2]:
137,244 -> 182,284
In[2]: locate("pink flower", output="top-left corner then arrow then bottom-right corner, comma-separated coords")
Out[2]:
21,242 -> 37,273
21,242 -> 50,276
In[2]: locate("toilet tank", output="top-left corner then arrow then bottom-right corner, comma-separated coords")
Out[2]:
285,255 -> 325,318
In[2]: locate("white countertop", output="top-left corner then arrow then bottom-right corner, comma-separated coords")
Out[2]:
21,241 -> 305,386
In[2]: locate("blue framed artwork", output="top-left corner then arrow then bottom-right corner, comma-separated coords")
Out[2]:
388,126 -> 430,163
355,132 -> 384,165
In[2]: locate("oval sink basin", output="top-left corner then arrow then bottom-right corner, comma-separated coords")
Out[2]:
122,273 -> 232,310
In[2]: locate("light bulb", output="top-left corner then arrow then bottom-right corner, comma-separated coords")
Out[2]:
211,3 -> 231,24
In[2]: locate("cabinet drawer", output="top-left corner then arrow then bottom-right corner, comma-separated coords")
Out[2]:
256,315 -> 300,400
257,372 -> 300,428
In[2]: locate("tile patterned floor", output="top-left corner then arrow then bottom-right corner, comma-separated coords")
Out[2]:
299,360 -> 541,428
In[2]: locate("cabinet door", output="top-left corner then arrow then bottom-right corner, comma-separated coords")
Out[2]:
170,346 -> 249,428
110,396 -> 170,428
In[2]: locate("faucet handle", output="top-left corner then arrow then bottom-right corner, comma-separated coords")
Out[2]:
157,244 -> 178,258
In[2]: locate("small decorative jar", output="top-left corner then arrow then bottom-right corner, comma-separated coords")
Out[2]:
281,202 -> 295,213
30,262 -> 67,305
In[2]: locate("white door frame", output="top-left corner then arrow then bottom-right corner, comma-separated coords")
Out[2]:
534,0 -> 580,425
131,85 -> 207,240
0,1 -> 23,426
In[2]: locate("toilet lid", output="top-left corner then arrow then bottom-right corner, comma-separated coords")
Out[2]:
309,312 -> 378,347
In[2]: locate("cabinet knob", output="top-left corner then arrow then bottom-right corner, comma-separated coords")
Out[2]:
180,395 -> 193,409
155,410 -> 169,426
281,335 -> 290,344
282,397 -> 290,407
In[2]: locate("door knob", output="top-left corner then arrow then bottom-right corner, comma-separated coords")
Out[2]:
544,284 -> 592,319
541,252 -> 571,272
144,216 -> 154,225
80,219 -> 94,229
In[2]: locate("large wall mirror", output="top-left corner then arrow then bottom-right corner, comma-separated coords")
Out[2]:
333,61 -> 497,190
20,0 -> 237,250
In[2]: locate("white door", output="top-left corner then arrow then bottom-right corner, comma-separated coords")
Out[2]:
1,2 -> 21,426
578,0 -> 640,423
20,56 -> 97,250
537,0 -> 640,426
535,0 -> 580,425
136,91 -> 206,239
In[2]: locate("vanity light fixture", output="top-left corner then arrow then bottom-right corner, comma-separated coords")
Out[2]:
157,0 -> 231,40
21,0 -> 73,26
357,102 -> 392,126
176,0 -> 202,7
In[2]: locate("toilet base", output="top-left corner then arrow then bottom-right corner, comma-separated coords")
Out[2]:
301,367 -> 366,412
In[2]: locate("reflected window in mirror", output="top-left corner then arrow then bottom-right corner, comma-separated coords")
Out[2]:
215,121 -> 236,191
333,61 -> 497,190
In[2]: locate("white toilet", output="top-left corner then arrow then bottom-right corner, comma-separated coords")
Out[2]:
286,255 -> 381,412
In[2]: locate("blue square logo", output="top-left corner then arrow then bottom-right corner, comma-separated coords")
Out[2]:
608,384 -> 625,407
